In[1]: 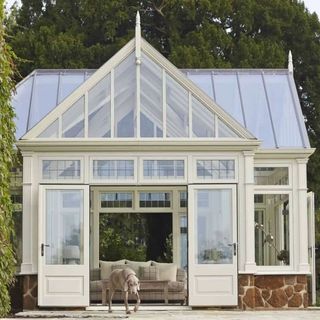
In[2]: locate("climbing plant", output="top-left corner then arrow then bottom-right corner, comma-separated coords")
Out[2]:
0,0 -> 17,316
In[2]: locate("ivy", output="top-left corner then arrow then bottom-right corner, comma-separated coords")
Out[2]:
0,0 -> 17,316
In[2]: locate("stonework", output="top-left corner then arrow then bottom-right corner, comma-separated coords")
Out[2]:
238,274 -> 308,309
23,275 -> 38,310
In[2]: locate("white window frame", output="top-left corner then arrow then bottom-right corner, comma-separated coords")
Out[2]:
90,157 -> 137,184
39,157 -> 84,183
192,156 -> 238,183
139,156 -> 187,184
254,190 -> 293,273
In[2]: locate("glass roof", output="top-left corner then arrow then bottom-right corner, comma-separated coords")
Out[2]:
12,66 -> 309,148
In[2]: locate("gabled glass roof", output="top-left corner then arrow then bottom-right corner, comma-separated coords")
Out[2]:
12,66 -> 309,148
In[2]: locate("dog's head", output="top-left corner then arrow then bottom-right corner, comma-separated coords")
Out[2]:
125,274 -> 140,294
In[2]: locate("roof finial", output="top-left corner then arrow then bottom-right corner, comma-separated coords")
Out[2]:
135,11 -> 141,63
288,50 -> 293,73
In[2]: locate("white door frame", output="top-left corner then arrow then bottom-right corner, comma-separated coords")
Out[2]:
38,184 -> 90,306
188,184 -> 238,306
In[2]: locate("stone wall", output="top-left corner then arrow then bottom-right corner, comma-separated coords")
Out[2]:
239,274 -> 308,309
23,275 -> 38,310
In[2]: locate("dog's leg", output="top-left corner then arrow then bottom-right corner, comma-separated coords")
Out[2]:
134,291 -> 140,312
124,291 -> 131,314
108,288 -> 114,313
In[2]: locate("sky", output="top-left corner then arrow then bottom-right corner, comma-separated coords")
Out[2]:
4,0 -> 320,18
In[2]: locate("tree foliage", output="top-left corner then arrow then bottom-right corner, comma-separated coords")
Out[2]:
0,0 -> 17,316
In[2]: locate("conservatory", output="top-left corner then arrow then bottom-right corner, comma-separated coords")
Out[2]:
13,13 -> 315,310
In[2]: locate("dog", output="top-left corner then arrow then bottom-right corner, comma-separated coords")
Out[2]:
108,267 -> 140,314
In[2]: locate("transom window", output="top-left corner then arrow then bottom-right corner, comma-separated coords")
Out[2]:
100,192 -> 133,208
254,167 -> 289,185
143,160 -> 184,179
42,160 -> 81,180
139,192 -> 171,208
196,160 -> 235,179
93,160 -> 134,180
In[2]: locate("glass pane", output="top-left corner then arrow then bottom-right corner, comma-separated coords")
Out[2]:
143,160 -> 184,179
46,189 -> 84,265
114,53 -> 136,137
139,192 -> 171,208
197,160 -> 235,179
238,74 -> 275,147
264,75 -> 303,147
28,74 -> 59,130
59,74 -> 84,103
42,160 -> 81,180
140,53 -> 163,137
254,167 -> 289,185
255,194 -> 290,266
213,74 -> 244,125
38,119 -> 59,138
100,192 -> 133,208
218,119 -> 239,138
88,75 -> 111,137
192,97 -> 215,137
196,189 -> 233,264
62,96 -> 85,137
180,191 -> 187,208
99,212 -> 172,262
166,74 -> 189,137
187,73 -> 213,97
180,215 -> 188,270
93,160 -> 134,180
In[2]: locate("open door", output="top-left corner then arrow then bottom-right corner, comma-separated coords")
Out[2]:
38,185 -> 89,306
188,185 -> 238,306
307,192 -> 316,305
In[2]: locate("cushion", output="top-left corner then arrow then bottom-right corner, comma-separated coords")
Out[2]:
151,262 -> 177,281
168,281 -> 185,292
100,260 -> 126,280
126,260 -> 151,276
111,264 -> 129,271
139,266 -> 160,280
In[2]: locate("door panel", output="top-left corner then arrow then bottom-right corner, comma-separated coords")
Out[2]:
38,185 -> 89,306
188,185 -> 238,306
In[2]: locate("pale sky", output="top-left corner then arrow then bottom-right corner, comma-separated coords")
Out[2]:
4,0 -> 320,19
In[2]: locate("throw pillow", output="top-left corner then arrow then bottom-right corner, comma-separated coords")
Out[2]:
100,259 -> 126,279
151,262 -> 177,281
126,260 -> 151,276
139,266 -> 160,280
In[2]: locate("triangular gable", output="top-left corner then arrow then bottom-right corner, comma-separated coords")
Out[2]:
22,36 -> 255,140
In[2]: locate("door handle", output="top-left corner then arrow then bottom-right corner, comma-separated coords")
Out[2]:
41,243 -> 50,256
228,243 -> 237,256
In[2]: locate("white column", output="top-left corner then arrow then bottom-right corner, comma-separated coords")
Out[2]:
297,158 -> 310,273
243,151 -> 256,273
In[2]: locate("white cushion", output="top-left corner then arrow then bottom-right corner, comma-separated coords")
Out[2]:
151,262 -> 177,281
100,260 -> 126,280
126,260 -> 151,275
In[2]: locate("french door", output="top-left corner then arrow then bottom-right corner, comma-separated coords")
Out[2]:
38,185 -> 89,306
188,184 -> 238,306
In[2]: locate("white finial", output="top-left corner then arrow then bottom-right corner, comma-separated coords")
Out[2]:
288,50 -> 293,73
135,11 -> 141,63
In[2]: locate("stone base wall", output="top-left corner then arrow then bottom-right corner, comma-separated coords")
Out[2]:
23,275 -> 38,310
239,274 -> 308,309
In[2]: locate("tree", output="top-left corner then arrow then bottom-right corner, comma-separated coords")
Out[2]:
0,0 -> 17,316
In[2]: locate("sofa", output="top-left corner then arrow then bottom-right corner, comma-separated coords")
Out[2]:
90,259 -> 187,304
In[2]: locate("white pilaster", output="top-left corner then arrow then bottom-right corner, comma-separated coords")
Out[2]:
243,151 -> 257,273
297,158 -> 310,273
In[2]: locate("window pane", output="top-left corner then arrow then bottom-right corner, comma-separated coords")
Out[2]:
196,189 -> 233,264
100,192 -> 133,208
180,215 -> 188,270
180,191 -> 187,208
38,119 -> 59,138
254,167 -> 289,185
114,53 -> 136,137
218,119 -> 239,138
42,160 -> 81,180
46,190 -> 84,265
192,97 -> 215,137
62,96 -> 84,137
255,194 -> 290,266
140,53 -> 163,137
139,192 -> 171,208
143,160 -> 185,179
166,74 -> 189,137
59,74 -> 84,103
197,160 -> 235,179
88,74 -> 111,137
93,160 -> 134,180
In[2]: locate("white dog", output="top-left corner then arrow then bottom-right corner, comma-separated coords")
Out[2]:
108,268 -> 140,314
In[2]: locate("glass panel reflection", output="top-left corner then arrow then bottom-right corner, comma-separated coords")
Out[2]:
62,96 -> 85,137
46,190 -> 84,265
192,97 -> 215,137
254,167 -> 289,185
196,189 -> 233,264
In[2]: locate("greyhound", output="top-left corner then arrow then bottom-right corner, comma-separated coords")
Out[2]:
108,267 -> 140,314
